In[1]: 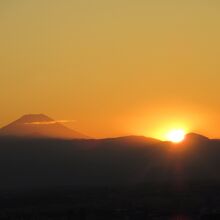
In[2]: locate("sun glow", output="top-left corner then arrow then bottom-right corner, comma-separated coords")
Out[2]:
166,129 -> 186,143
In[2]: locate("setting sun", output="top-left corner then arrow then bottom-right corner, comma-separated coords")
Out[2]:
166,129 -> 186,143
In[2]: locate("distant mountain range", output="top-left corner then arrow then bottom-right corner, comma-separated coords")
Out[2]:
0,129 -> 220,189
0,114 -> 89,139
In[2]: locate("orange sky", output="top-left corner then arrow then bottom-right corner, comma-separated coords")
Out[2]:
0,1 -> 220,139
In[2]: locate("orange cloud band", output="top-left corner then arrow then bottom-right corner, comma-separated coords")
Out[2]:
25,120 -> 76,125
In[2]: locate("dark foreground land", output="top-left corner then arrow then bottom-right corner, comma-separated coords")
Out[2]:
0,135 -> 220,219
0,184 -> 220,220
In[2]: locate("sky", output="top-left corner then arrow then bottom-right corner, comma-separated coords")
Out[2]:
0,0 -> 220,139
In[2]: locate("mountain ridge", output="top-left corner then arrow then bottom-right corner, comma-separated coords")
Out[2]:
0,132 -> 220,189
0,114 -> 218,143
0,114 -> 88,139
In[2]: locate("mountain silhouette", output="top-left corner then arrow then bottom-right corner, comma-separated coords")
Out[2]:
0,114 -> 88,139
184,132 -> 209,143
0,132 -> 219,189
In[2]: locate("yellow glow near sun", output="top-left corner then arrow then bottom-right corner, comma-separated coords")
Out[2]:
166,129 -> 186,143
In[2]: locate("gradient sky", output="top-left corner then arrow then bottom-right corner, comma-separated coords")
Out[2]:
0,0 -> 220,139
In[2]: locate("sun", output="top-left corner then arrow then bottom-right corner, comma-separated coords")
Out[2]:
166,129 -> 186,143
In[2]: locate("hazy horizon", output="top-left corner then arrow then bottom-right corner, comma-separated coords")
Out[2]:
0,113 -> 217,141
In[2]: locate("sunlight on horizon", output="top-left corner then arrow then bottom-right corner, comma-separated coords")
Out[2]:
165,129 -> 186,143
